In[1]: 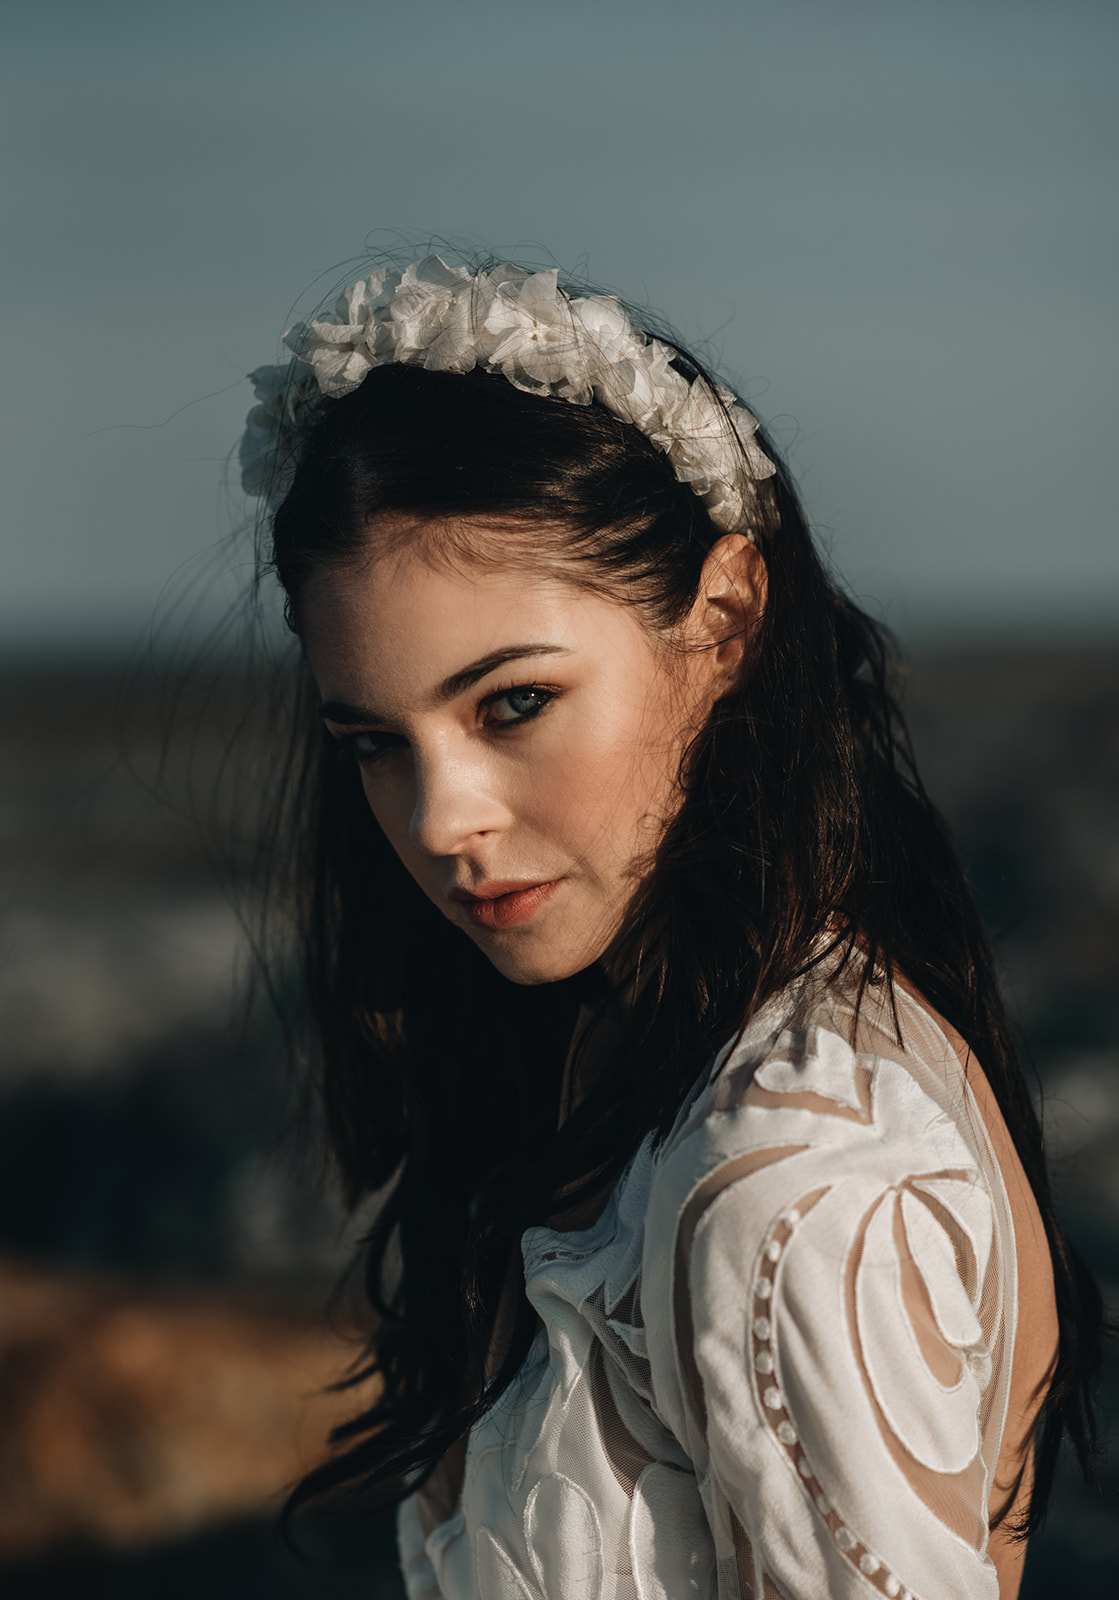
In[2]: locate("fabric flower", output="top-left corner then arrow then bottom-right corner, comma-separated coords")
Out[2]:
239,361 -> 316,503
479,269 -> 597,399
380,256 -> 473,370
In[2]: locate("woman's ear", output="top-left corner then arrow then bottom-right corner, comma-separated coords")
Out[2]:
687,533 -> 768,698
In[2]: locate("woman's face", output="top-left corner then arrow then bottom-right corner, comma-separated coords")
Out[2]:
302,520 -> 757,985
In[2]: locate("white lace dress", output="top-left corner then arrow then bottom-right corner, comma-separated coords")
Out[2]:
397,971 -> 1019,1600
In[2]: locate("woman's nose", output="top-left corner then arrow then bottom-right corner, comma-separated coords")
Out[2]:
407,748 -> 510,857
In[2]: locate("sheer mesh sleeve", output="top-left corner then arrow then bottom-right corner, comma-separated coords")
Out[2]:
398,1494 -> 446,1600
645,993 -> 1016,1600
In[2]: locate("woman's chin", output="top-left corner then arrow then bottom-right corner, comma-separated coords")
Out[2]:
467,926 -> 611,987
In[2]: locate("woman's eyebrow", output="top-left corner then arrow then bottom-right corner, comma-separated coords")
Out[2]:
319,644 -> 572,726
436,643 -> 571,701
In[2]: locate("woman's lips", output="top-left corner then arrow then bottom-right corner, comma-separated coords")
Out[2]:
450,879 -> 563,931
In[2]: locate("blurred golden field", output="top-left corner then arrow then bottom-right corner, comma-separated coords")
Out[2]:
0,1257 -> 362,1555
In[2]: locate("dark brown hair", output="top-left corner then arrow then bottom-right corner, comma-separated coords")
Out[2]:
256,327 -> 1102,1533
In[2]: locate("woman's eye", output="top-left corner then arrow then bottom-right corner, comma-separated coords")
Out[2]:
485,686 -> 555,726
346,730 -> 399,764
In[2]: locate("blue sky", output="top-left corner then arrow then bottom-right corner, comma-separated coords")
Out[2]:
3,0 -> 1116,650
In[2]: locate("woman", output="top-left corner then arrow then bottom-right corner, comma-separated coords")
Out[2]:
240,256 -> 1101,1599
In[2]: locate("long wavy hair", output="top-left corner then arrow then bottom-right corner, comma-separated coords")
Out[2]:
252,297 -> 1103,1534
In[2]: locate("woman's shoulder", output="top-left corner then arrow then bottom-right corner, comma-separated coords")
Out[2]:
641,962 -> 1015,1373
643,960 -> 1018,1349
654,961 -> 1006,1202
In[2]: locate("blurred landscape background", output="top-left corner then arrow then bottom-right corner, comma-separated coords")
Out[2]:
3,0 -> 1116,1593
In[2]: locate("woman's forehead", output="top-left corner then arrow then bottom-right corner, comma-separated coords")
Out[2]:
363,509 -> 573,569
302,537 -> 584,631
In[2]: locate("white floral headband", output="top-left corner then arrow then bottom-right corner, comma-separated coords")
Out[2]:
240,256 -> 776,535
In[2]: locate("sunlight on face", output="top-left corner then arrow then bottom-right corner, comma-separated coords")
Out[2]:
302,523 -> 724,984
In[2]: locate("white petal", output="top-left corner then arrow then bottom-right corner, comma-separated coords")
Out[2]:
524,1474 -> 604,1600
629,1463 -> 715,1600
475,1527 -> 538,1600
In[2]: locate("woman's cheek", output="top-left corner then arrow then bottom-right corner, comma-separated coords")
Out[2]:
532,721 -> 655,858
